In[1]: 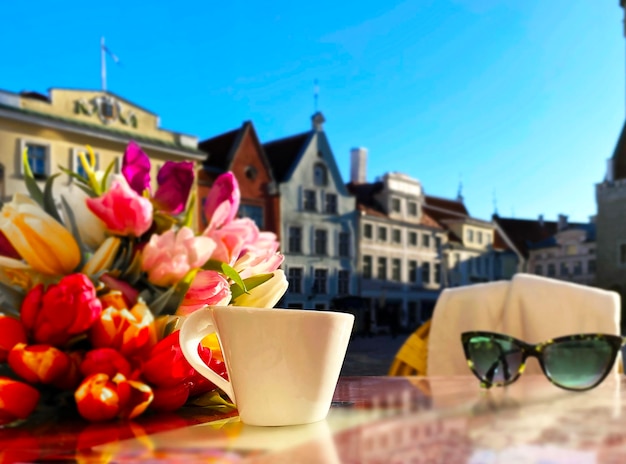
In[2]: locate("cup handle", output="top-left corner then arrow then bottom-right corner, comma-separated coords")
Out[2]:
179,308 -> 236,403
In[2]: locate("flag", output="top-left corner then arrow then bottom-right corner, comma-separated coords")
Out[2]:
102,44 -> 121,65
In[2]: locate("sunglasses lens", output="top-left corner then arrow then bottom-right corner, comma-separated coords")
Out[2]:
466,335 -> 523,385
542,338 -> 617,390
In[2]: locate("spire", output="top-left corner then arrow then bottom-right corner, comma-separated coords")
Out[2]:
314,78 -> 319,113
456,177 -> 463,203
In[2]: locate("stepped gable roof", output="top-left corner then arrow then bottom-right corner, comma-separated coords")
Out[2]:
198,125 -> 242,170
612,121 -> 626,180
263,131 -> 312,182
493,215 -> 559,258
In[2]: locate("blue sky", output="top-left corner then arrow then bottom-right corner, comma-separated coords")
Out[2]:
1,0 -> 624,223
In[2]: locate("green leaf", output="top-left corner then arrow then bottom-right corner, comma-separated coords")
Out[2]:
60,195 -> 88,269
230,273 -> 273,300
0,281 -> 25,317
181,192 -> 196,228
202,260 -> 246,292
22,149 -> 44,207
100,159 -> 117,193
187,389 -> 236,410
42,174 -> 63,224
147,285 -> 177,316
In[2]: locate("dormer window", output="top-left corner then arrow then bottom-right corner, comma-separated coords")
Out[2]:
313,163 -> 328,186
391,198 -> 401,213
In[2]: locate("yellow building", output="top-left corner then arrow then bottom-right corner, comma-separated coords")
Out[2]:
0,87 -> 204,214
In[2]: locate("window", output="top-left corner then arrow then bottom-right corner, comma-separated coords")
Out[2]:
339,232 -> 350,257
325,193 -> 337,214
421,262 -> 431,284
422,234 -> 430,248
466,229 -> 474,243
288,226 -> 302,253
409,260 -> 418,282
535,264 -> 543,275
287,268 -> 303,293
477,231 -> 483,245
566,245 -> 577,255
392,228 -> 402,244
408,201 -> 418,216
363,255 -> 372,279
313,164 -> 328,186
239,204 -> 264,228
560,262 -> 568,276
409,231 -> 418,246
377,257 -> 387,280
303,190 -> 316,211
485,232 -> 492,244
434,263 -> 441,284
588,259 -> 596,273
435,236 -> 442,251
312,269 -> 328,294
378,226 -> 387,242
314,229 -> 327,255
25,143 -> 48,179
391,197 -> 401,213
391,258 -> 401,281
338,270 -> 350,294
547,263 -> 556,277
573,261 -> 582,275
363,223 -> 373,239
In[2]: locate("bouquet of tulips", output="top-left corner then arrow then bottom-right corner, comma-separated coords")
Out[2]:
0,141 -> 288,424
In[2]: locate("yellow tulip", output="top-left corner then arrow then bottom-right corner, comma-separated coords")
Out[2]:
0,194 -> 81,275
230,269 -> 288,308
82,237 -> 121,277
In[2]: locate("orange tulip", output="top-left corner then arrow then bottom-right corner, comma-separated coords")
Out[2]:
75,373 -> 153,422
8,343 -> 71,385
89,301 -> 157,361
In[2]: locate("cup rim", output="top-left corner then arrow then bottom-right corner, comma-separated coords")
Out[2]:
207,305 -> 355,320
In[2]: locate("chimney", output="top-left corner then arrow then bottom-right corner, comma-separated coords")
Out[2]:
606,158 -> 615,182
311,111 -> 325,132
557,214 -> 568,231
350,147 -> 368,184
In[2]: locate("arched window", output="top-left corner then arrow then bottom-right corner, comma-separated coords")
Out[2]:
313,163 -> 327,186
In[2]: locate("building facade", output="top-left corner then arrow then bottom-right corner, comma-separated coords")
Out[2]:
264,113 -> 358,310
0,87 -> 203,219
348,171 -> 446,334
198,121 -> 280,236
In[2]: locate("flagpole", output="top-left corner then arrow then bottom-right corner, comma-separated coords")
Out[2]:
101,37 -> 107,92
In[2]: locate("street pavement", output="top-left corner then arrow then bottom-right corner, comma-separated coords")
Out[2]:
340,333 -> 407,376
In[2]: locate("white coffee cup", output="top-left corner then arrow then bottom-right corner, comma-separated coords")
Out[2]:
179,306 -> 355,427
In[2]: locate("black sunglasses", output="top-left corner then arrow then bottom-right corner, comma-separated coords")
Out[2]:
461,331 -> 624,391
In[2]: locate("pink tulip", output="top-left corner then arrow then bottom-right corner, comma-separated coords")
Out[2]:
121,141 -> 152,195
141,227 -> 216,287
203,172 -> 240,232
86,179 -> 153,237
177,270 -> 231,315
153,161 -> 195,215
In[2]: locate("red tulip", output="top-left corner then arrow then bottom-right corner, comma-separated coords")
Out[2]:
8,343 -> 71,385
52,350 -> 84,391
75,373 -> 153,422
150,383 -> 190,412
0,315 -> 27,362
0,429 -> 40,463
20,274 -> 103,346
187,342 -> 229,397
80,348 -> 132,378
141,331 -> 194,388
0,377 -> 40,425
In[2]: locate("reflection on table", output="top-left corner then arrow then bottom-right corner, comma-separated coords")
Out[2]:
3,375 -> 626,462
